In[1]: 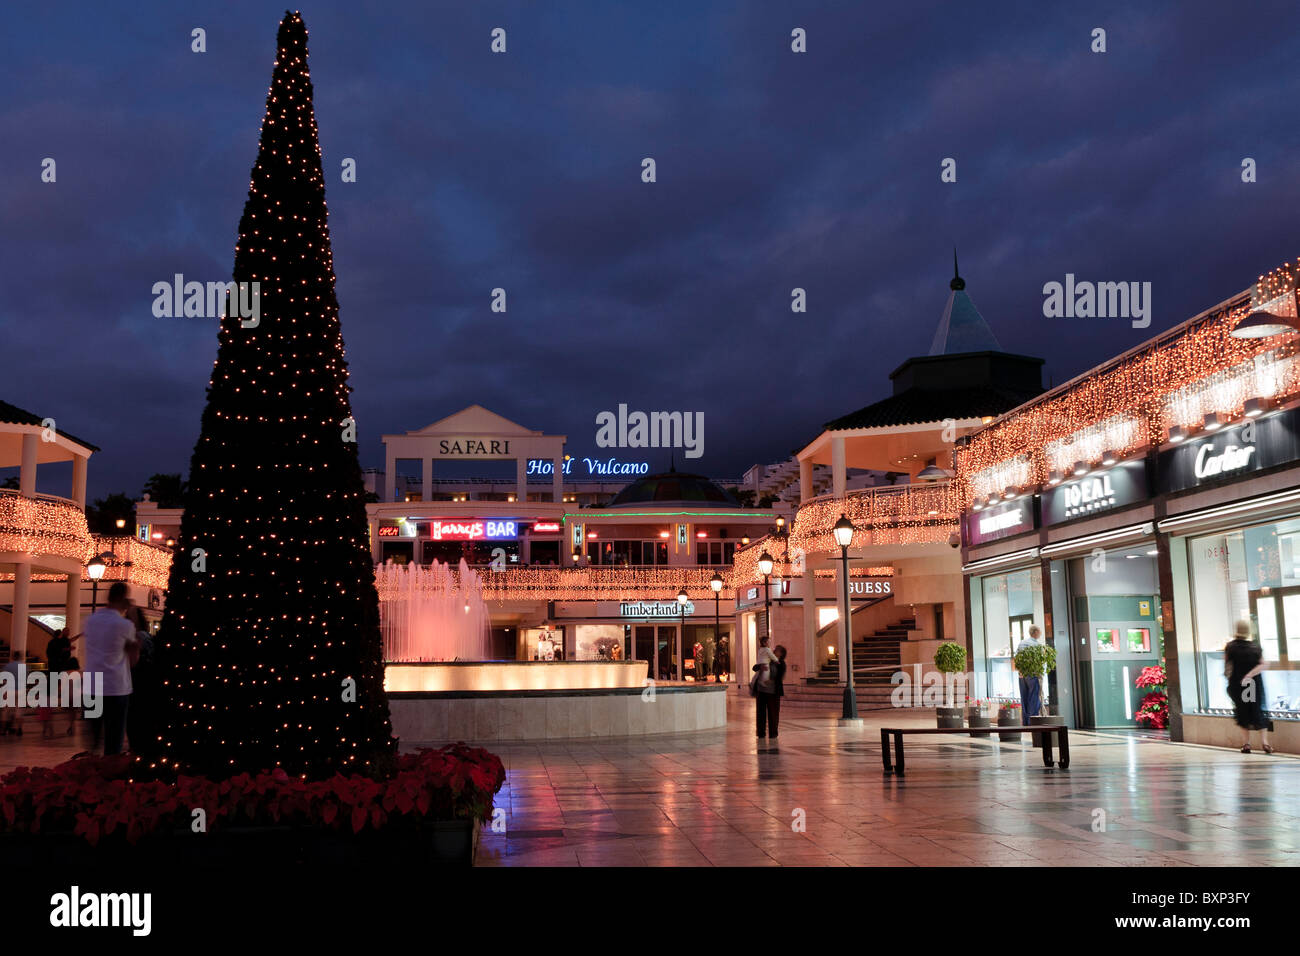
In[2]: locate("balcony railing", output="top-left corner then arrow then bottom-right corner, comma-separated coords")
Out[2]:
88,535 -> 174,590
0,489 -> 90,565
786,482 -> 961,556
477,566 -> 732,604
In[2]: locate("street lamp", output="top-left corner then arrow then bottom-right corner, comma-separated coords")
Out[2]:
832,514 -> 859,720
758,550 -> 774,645
114,518 -> 126,530
677,587 -> 690,682
710,571 -> 724,683
86,554 -> 108,613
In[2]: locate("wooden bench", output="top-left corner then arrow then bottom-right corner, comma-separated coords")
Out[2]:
880,724 -> 1069,777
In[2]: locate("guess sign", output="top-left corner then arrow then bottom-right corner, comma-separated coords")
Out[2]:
429,519 -> 519,540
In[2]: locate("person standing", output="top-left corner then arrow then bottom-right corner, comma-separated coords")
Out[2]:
768,645 -> 788,740
126,606 -> 158,757
753,636 -> 779,739
1014,625 -> 1043,719
1226,620 -> 1273,754
0,651 -> 26,735
82,582 -> 139,755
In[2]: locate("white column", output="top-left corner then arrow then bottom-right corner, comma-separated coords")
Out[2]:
370,518 -> 382,563
65,574 -> 82,638
799,458 -> 813,504
384,448 -> 396,502
552,457 -> 564,505
515,456 -> 527,503
421,458 -> 433,502
802,566 -> 818,673
71,454 -> 88,509
831,436 -> 846,500
19,433 -> 38,496
11,560 -> 31,659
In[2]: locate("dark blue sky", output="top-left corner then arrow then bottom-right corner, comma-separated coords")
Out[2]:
3,1 -> 1298,499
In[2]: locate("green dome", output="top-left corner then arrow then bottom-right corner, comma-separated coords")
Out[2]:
606,471 -> 739,508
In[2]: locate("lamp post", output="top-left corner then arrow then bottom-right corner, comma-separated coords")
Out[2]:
833,514 -> 858,720
757,550 -> 774,649
86,554 -> 108,613
710,571 -> 723,683
677,587 -> 689,681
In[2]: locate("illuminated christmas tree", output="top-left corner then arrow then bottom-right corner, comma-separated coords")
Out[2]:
153,11 -> 395,778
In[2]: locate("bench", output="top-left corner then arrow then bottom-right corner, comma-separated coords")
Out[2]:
880,724 -> 1069,777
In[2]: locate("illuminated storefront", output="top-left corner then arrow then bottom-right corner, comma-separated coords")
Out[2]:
959,255 -> 1300,749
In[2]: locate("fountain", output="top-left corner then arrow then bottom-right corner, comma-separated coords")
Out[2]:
375,559 -> 493,662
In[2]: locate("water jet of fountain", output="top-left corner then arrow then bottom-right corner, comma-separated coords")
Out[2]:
375,559 -> 493,662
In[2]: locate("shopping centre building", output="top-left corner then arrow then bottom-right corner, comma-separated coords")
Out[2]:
0,401 -> 171,664
956,256 -> 1300,751
726,263 -> 1045,700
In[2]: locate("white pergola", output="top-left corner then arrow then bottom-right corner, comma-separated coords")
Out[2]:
0,408 -> 95,659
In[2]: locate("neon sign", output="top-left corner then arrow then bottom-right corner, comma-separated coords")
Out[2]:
429,519 -> 519,541
527,458 -> 649,477
377,526 -> 400,537
531,521 -> 561,533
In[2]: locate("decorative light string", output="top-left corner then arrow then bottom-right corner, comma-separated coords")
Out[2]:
956,264 -> 1300,505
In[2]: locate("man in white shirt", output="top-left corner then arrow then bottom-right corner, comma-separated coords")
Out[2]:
1014,625 -> 1043,719
82,582 -> 139,755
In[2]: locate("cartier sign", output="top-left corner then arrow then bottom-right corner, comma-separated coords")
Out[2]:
1157,405 -> 1300,494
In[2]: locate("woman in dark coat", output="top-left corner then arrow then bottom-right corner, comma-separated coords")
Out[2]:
1225,620 -> 1272,754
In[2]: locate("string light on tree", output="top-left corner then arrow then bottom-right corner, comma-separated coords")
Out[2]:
151,12 -> 394,780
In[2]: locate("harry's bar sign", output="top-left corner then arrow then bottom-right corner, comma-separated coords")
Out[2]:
620,601 -> 695,618
1043,459 -> 1149,526
1157,405 -> 1300,494
429,519 -> 519,540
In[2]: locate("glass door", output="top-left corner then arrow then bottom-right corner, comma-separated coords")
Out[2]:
635,626 -> 655,680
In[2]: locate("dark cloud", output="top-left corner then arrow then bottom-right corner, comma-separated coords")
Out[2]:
2,0 -> 1298,497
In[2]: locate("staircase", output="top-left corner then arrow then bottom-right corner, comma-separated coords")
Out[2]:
780,616 -> 914,709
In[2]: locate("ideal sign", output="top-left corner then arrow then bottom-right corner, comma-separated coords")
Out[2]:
620,601 -> 695,618
428,519 -> 518,541
1043,459 -> 1149,526
1157,405 -> 1300,495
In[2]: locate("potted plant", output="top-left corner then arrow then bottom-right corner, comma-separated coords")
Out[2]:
1135,664 -> 1169,730
997,699 -> 1021,741
966,697 -> 991,736
1014,642 -> 1060,742
933,641 -> 967,728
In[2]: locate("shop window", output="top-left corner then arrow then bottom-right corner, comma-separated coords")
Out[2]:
1187,520 -> 1300,717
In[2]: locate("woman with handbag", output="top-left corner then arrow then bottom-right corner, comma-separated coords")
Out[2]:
1225,620 -> 1272,754
752,636 -> 779,739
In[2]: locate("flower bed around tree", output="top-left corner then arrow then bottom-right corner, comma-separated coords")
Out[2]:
0,743 -> 505,848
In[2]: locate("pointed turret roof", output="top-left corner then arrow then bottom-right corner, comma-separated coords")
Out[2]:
928,250 -> 1002,355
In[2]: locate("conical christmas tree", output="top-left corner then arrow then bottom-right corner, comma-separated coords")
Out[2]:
153,11 -> 395,779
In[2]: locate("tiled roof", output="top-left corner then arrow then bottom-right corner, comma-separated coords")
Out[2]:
0,400 -> 99,452
823,384 -> 1042,431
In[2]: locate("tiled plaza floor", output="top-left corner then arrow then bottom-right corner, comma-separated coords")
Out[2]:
468,700 -> 1300,867
3,700 -> 1297,867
